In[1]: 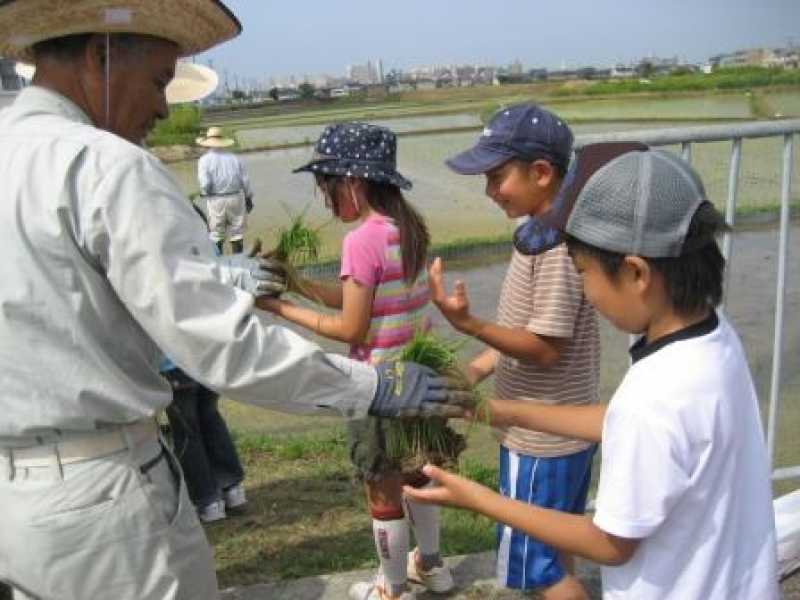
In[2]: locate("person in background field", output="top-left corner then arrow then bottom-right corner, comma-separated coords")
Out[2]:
160,203 -> 247,524
406,143 -> 779,600
0,3 -> 470,599
429,104 -> 599,600
259,122 -> 454,600
197,126 -> 254,255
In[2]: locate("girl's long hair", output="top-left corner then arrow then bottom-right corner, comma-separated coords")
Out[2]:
317,176 -> 429,285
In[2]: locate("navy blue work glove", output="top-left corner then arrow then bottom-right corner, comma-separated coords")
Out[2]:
369,361 -> 474,419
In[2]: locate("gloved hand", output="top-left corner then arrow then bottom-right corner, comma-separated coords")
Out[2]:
369,361 -> 474,419
216,253 -> 287,296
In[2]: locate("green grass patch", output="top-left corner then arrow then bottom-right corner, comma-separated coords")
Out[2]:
555,67 -> 800,97
148,105 -> 207,147
208,427 -> 497,587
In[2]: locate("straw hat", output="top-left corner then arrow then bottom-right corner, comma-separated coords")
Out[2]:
167,61 -> 219,104
196,126 -> 234,148
12,60 -> 219,105
0,0 -> 241,63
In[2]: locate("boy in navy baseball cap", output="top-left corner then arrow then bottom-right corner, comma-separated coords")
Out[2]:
429,104 -> 599,598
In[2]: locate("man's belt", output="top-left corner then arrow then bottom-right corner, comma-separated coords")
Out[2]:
201,189 -> 244,197
0,420 -> 158,469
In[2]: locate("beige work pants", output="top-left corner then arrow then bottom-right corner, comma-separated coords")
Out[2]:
207,192 -> 247,243
0,431 -> 218,600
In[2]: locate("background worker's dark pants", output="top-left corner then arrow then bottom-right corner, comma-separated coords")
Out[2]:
163,368 -> 245,508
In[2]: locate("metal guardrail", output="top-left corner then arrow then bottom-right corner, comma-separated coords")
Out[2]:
580,119 -> 800,483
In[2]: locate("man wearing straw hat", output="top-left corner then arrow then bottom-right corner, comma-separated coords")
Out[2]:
196,125 -> 255,255
0,2 -> 470,599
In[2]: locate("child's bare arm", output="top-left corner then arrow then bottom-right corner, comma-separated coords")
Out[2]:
257,278 -> 373,344
404,465 -> 639,566
429,257 -> 565,366
292,277 -> 344,309
463,320 -> 566,366
478,399 -> 606,443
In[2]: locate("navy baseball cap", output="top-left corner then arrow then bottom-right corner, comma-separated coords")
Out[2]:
446,103 -> 574,175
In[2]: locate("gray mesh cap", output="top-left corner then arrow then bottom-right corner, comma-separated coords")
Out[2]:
565,146 -> 708,257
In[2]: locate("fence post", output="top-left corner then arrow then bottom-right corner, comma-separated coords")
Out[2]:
681,141 -> 693,163
721,138 -> 742,307
767,133 -> 795,468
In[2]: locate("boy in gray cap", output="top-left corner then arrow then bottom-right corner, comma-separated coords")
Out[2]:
430,104 -> 599,599
406,143 -> 779,600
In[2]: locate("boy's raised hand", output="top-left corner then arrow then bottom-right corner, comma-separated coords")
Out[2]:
403,464 -> 492,512
428,257 -> 476,333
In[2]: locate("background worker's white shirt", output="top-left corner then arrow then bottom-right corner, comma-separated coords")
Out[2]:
594,313 -> 778,599
198,149 -> 253,197
0,87 -> 375,442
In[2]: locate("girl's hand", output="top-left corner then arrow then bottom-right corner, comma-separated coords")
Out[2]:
402,464 -> 492,512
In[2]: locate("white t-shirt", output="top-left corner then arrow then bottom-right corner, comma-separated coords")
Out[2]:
594,312 -> 778,599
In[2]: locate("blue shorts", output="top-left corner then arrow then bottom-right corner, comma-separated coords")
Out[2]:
496,444 -> 596,590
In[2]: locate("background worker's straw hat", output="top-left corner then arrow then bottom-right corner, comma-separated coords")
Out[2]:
196,127 -> 235,148
0,0 -> 241,63
14,60 -> 219,104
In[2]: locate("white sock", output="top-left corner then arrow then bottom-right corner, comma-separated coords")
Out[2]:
372,518 -> 409,589
405,486 -> 442,558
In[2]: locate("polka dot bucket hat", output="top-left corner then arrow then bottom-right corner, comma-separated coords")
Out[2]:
293,122 -> 412,190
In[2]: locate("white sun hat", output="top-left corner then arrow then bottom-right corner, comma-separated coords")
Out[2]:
0,0 -> 241,63
196,126 -> 234,148
12,60 -> 218,105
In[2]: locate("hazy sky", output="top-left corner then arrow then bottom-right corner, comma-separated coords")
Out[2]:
199,0 -> 800,83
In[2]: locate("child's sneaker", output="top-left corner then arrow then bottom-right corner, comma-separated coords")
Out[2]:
406,549 -> 454,593
197,499 -> 226,523
223,483 -> 247,512
348,580 -> 416,600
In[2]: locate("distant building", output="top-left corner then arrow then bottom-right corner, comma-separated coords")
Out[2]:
528,68 -> 548,81
610,64 -> 636,78
347,60 -> 381,85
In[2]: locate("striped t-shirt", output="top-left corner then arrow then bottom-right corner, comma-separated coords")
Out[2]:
493,245 -> 600,457
340,215 -> 430,365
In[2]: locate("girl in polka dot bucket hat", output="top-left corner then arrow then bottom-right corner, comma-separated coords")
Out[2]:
266,124 -> 454,599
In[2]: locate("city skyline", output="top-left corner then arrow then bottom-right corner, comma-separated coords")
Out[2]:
198,0 -> 798,86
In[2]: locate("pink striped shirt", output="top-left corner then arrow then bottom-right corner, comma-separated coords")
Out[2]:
340,215 -> 430,364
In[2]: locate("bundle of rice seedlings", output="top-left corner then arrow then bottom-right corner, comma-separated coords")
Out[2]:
272,213 -> 321,265
268,207 -> 323,296
384,331 -> 481,474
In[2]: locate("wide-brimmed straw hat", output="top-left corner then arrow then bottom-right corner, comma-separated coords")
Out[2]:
0,0 -> 241,63
14,60 -> 219,104
293,122 -> 413,190
196,126 -> 234,148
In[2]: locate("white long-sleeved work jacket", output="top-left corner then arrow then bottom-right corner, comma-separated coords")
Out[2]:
0,86 -> 375,443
